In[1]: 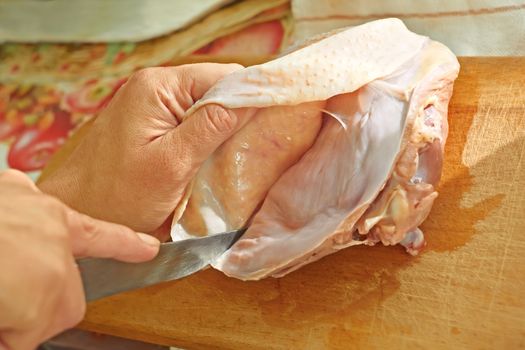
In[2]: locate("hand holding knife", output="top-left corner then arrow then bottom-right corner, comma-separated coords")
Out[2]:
77,229 -> 245,302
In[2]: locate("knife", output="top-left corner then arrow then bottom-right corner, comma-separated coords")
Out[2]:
77,228 -> 245,302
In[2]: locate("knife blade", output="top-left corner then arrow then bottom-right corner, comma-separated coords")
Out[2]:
77,228 -> 245,302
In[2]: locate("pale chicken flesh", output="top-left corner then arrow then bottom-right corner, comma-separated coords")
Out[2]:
171,18 -> 460,280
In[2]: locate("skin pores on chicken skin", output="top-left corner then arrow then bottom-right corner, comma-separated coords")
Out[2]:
172,18 -> 460,281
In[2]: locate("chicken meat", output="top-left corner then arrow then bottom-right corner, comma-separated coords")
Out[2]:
170,18 -> 460,280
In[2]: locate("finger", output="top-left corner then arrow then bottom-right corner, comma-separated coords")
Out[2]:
176,63 -> 243,99
1,329 -> 42,350
66,209 -> 160,262
0,169 -> 39,192
168,105 -> 257,168
40,258 -> 85,343
159,63 -> 244,117
150,212 -> 175,243
1,253 -> 87,350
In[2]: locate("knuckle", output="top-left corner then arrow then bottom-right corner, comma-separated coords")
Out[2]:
226,63 -> 243,71
0,169 -> 35,189
78,215 -> 99,244
0,168 -> 23,180
80,214 -> 97,235
205,105 -> 238,134
129,67 -> 159,85
41,196 -> 68,223
40,195 -> 63,211
67,212 -> 101,258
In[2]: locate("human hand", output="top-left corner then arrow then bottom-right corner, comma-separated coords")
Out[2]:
38,63 -> 254,240
0,170 -> 159,350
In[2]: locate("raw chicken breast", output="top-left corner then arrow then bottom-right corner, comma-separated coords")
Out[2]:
171,18 -> 460,280
174,102 -> 325,238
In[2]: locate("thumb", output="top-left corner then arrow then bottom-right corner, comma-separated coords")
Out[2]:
169,104 -> 256,167
66,208 -> 160,262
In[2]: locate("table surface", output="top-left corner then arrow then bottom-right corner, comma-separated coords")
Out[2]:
42,57 -> 525,349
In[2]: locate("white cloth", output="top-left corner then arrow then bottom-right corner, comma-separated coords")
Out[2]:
0,0 -> 232,43
291,0 -> 525,55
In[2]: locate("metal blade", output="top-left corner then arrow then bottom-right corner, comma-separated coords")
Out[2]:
77,229 -> 245,302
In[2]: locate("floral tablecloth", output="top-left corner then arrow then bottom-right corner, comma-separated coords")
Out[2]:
0,0 -> 291,179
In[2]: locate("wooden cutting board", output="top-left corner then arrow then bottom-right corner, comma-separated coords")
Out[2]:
40,57 -> 525,349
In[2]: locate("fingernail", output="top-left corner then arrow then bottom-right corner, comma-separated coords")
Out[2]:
137,233 -> 160,247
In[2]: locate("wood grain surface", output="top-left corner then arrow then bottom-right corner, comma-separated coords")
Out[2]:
40,57 -> 525,349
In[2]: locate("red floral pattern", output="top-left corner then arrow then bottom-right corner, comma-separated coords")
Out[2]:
0,85 -> 74,171
64,78 -> 126,114
0,18 -> 287,174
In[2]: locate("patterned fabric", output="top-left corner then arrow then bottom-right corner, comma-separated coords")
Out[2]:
2,0 -> 522,178
0,0 -> 290,178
